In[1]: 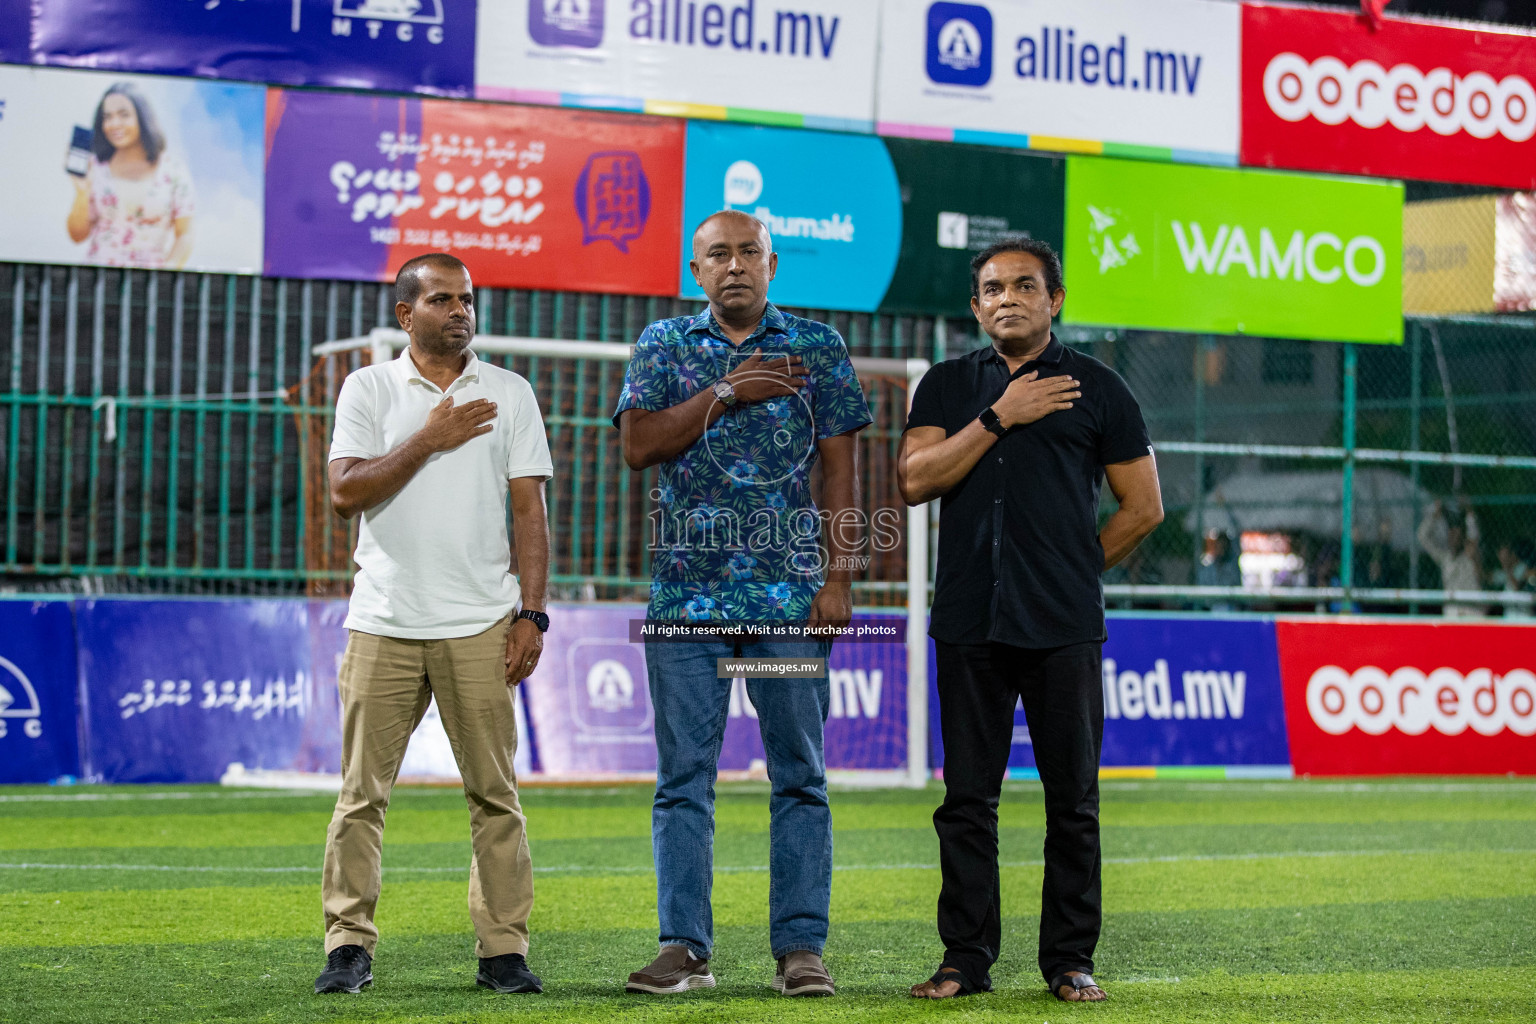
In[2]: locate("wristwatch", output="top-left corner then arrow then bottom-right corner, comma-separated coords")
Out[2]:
712,378 -> 738,408
978,406 -> 1008,438
516,609 -> 550,633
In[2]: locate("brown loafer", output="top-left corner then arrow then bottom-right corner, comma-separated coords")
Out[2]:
625,944 -> 715,994
773,950 -> 835,997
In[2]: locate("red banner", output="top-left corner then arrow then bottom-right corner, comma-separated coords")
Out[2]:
1276,619 -> 1536,775
264,91 -> 684,294
1241,3 -> 1536,189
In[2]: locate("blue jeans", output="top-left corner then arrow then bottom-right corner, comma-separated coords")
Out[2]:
645,636 -> 832,960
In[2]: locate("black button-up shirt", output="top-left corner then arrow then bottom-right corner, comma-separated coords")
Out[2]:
906,336 -> 1152,648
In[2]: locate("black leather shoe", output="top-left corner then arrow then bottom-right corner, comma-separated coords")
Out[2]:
315,944 -> 372,994
477,953 -> 543,994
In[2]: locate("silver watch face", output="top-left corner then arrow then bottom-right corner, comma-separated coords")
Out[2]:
714,379 -> 736,405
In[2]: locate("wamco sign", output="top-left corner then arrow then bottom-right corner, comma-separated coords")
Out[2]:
1065,157 -> 1403,344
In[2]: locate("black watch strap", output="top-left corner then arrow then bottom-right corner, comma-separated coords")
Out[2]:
517,609 -> 549,633
979,406 -> 1007,438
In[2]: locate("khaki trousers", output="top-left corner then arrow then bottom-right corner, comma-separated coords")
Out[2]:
321,615 -> 534,958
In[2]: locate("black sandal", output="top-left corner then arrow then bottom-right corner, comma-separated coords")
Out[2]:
1049,971 -> 1106,1001
914,966 -> 988,997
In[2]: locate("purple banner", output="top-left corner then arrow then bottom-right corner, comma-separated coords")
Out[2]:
0,0 -> 29,63
32,0 -> 475,96
521,604 -> 910,775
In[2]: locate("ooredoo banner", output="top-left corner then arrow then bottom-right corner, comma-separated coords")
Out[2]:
476,0 -> 879,130
30,0 -> 477,96
1063,156 -> 1403,344
0,65 -> 265,274
876,0 -> 1240,163
680,121 -> 901,310
264,89 -> 684,294
1275,620 -> 1536,775
1241,3 -> 1536,190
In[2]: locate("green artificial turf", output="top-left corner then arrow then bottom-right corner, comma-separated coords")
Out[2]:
1,778 -> 1533,1023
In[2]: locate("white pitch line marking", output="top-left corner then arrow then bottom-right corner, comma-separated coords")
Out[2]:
1,847 -> 1531,877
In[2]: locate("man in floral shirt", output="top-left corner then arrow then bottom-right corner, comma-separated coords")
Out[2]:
613,210 -> 871,997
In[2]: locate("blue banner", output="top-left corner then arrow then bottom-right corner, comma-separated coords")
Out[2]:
31,0 -> 476,96
680,121 -> 902,311
0,601 -> 82,784
0,0 -> 28,63
76,599 -> 326,783
930,616 -> 1291,770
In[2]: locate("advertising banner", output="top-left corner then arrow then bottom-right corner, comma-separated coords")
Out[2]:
0,601 -> 82,784
520,604 -> 909,775
882,139 -> 1064,316
0,0 -> 29,63
929,616 -> 1290,772
1241,3 -> 1536,190
680,121 -> 901,311
476,0 -> 878,131
1404,193 -> 1536,315
265,89 -> 684,295
77,599 -> 325,783
31,0 -> 476,96
875,0 -> 1240,163
1275,619 -> 1536,775
0,66 -> 265,274
1063,157 -> 1404,344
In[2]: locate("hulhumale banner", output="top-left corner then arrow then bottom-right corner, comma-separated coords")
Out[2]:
1242,3 -> 1536,191
680,121 -> 901,311
475,0 -> 879,131
519,605 -> 909,775
264,89 -> 684,294
0,601 -> 82,784
0,66 -> 265,274
1062,156 -> 1404,345
883,138 -> 1064,316
875,0 -> 1240,163
30,0 -> 477,96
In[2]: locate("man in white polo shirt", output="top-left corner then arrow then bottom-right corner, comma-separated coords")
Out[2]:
315,253 -> 553,997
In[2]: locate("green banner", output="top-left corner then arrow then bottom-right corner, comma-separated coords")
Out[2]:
879,139 -> 1064,317
1062,157 -> 1403,344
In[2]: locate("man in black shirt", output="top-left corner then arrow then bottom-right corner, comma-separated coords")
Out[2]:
900,240 -> 1163,1003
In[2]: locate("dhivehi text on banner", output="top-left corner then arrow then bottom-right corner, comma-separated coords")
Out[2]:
1062,157 -> 1403,344
476,0 -> 878,131
881,139 -> 1063,315
875,0 -> 1239,163
264,89 -> 684,294
31,0 -> 476,96
1242,2 -> 1536,190
0,66 -> 265,274
680,121 -> 900,311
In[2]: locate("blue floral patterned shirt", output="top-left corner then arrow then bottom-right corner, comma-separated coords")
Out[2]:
613,303 -> 872,622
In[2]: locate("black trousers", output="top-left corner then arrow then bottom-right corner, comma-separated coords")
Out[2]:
933,639 -> 1104,989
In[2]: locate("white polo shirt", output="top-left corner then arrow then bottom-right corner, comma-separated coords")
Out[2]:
329,347 -> 553,639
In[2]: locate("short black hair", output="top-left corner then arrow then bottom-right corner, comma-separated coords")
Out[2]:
394,253 -> 470,306
970,238 -> 1064,299
92,82 -> 165,164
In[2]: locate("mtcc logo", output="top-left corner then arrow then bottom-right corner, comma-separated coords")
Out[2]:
530,0 -> 605,48
586,658 -> 635,713
1086,204 -> 1141,274
926,2 -> 993,87
332,0 -> 447,44
0,655 -> 44,739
